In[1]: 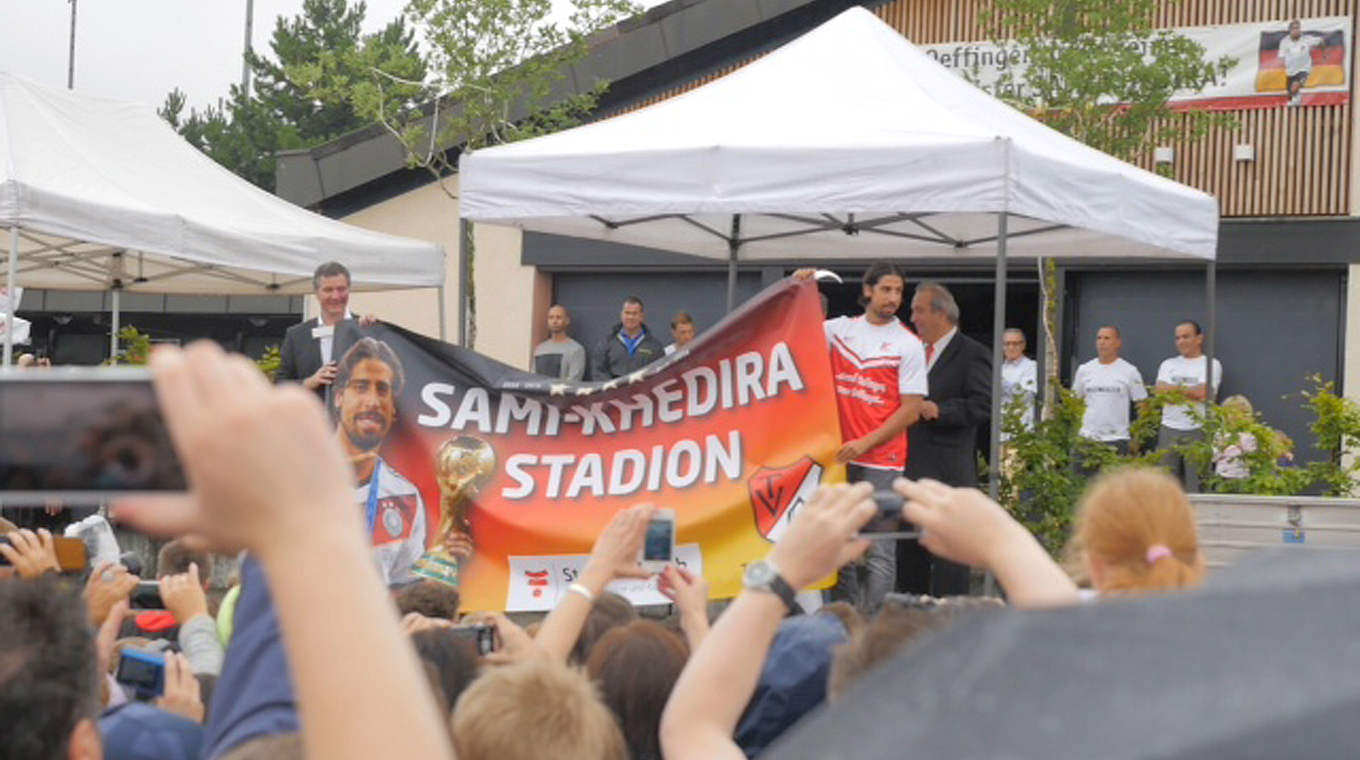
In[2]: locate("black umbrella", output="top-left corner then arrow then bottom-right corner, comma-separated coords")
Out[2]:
769,548 -> 1360,760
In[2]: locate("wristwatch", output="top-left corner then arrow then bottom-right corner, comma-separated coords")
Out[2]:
743,558 -> 800,614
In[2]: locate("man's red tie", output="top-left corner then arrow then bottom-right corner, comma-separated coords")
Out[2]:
925,343 -> 935,363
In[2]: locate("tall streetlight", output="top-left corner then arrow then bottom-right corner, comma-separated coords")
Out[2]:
67,0 -> 78,89
242,0 -> 254,97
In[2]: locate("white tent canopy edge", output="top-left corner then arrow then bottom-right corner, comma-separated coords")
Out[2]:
0,71 -> 448,361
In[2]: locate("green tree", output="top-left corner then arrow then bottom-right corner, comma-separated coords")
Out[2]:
979,0 -> 1237,161
159,0 -> 426,190
296,0 -> 639,347
979,0 -> 1237,420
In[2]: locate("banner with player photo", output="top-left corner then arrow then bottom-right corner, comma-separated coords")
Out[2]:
343,279 -> 842,611
921,16 -> 1351,110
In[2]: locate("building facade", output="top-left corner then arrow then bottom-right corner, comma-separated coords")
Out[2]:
20,0 -> 1358,464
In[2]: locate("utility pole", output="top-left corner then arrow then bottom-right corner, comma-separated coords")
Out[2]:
242,0 -> 254,96
67,0 -> 78,89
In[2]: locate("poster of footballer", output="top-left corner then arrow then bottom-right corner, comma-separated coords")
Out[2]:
334,279 -> 842,611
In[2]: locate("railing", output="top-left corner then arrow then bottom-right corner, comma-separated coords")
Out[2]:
1190,493 -> 1360,568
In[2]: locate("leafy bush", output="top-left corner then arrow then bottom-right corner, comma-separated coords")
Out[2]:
997,376 -> 1360,556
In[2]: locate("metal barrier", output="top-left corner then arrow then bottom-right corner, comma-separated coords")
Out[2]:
1190,494 -> 1360,569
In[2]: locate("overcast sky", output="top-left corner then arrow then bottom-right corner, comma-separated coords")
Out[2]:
2,1 -> 668,113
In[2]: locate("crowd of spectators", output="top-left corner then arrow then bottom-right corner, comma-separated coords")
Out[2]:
0,339 -> 1224,760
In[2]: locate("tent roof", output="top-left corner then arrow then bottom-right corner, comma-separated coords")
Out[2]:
460,7 -> 1218,262
0,73 -> 445,294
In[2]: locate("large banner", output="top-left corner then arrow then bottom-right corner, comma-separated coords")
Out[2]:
921,16 -> 1352,110
344,280 -> 842,611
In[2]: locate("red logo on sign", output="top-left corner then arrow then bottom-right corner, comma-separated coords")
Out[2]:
524,569 -> 550,598
748,457 -> 818,542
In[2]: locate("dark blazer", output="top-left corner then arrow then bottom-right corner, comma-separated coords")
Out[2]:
276,318 -> 362,401
904,330 -> 992,487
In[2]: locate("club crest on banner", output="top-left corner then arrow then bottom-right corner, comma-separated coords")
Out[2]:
748,457 -> 824,544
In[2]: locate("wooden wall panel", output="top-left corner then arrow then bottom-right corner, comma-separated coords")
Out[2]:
609,0 -> 1356,216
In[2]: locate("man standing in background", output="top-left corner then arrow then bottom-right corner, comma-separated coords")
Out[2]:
278,261 -> 369,401
591,296 -> 665,380
902,281 -> 991,597
665,312 -> 697,355
1072,326 -> 1147,456
1156,320 -> 1222,492
1000,328 -> 1038,438
531,304 -> 587,381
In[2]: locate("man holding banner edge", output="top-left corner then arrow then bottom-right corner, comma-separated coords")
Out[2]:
794,265 -> 927,615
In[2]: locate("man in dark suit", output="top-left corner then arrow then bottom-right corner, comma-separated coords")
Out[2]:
277,261 -> 367,401
899,281 -> 992,596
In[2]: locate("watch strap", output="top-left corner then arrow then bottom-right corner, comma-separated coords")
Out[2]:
766,571 -> 800,614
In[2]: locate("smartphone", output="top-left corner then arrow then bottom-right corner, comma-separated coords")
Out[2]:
449,624 -> 499,656
640,508 -> 676,572
115,649 -> 165,697
129,580 -> 165,610
857,491 -> 922,540
0,367 -> 186,502
0,535 -> 88,571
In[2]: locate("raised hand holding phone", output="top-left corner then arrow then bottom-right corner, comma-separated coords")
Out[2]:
639,508 -> 676,573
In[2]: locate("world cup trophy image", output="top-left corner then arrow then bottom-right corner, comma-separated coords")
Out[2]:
411,435 -> 496,587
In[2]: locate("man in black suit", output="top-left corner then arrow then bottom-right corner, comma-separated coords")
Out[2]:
899,281 -> 992,596
277,261 -> 367,401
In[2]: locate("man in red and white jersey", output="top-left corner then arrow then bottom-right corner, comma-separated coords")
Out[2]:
796,263 -> 926,614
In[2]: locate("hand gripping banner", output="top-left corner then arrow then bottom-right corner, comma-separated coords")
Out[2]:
339,279 -> 843,611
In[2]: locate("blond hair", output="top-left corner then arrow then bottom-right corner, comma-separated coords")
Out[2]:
1075,467 -> 1204,594
451,658 -> 627,760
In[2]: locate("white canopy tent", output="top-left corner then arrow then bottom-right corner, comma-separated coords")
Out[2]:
0,72 -> 448,361
459,7 -> 1220,499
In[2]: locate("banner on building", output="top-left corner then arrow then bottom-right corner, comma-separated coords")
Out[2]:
349,280 -> 842,611
921,16 -> 1351,110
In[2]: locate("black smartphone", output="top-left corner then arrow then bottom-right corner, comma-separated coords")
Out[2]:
115,649 -> 165,697
857,490 -> 922,540
0,535 -> 88,571
0,368 -> 185,502
129,580 -> 165,610
450,624 -> 498,656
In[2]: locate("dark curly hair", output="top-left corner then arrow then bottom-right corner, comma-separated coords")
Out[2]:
0,576 -> 99,760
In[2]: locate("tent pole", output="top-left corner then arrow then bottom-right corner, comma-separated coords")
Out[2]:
459,218 -> 471,347
4,226 -> 15,367
1205,259 -> 1216,407
725,215 -> 741,313
988,213 -> 1008,503
983,211 -> 1009,599
437,285 -> 447,342
110,288 -> 121,362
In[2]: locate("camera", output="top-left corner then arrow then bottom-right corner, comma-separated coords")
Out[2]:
115,649 -> 165,697
857,490 -> 920,540
449,624 -> 498,656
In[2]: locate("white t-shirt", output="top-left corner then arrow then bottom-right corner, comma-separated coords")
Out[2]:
1157,355 -> 1222,431
1001,356 -> 1038,437
1279,35 -> 1321,76
1072,357 -> 1148,441
824,315 -> 929,469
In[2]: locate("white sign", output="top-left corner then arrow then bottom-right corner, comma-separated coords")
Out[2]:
506,543 -> 703,611
0,287 -> 23,315
0,314 -> 32,345
921,16 -> 1351,110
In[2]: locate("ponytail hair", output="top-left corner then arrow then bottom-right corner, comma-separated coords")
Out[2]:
1074,467 -> 1205,594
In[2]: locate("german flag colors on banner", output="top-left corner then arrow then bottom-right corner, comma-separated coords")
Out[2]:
346,279 -> 843,611
921,16 -> 1351,111
1256,29 -> 1347,93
